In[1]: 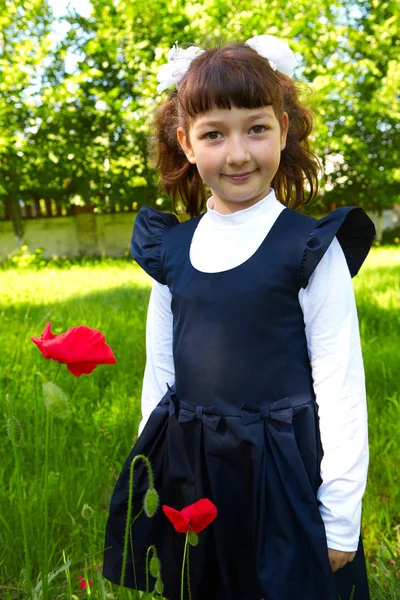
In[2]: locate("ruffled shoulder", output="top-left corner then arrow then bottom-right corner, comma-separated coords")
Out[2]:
300,206 -> 376,289
130,205 -> 180,284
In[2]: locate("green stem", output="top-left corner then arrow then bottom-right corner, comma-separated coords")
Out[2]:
136,454 -> 155,489
181,532 -> 190,600
145,546 -> 153,593
84,559 -> 89,598
129,508 -> 143,590
187,537 -> 192,600
129,528 -> 138,590
7,399 -> 32,596
42,405 -> 50,600
63,550 -> 72,598
120,454 -> 154,588
132,507 -> 144,526
53,362 -> 61,383
33,371 -> 43,561
34,372 -> 41,499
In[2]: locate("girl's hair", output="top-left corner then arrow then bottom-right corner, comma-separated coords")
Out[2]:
148,42 -> 320,217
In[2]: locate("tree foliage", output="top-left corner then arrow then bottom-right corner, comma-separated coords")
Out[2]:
0,0 -> 399,238
0,0 -> 53,238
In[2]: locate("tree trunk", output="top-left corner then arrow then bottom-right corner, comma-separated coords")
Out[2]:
34,198 -> 42,217
44,198 -> 52,216
377,206 -> 383,242
5,196 -> 24,247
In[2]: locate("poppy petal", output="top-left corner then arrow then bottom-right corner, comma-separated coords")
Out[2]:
181,504 -> 196,521
31,322 -> 57,359
31,322 -> 117,377
67,362 -> 99,377
188,498 -> 218,534
162,505 -> 190,533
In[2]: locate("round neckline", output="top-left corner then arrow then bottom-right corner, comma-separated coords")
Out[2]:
187,207 -> 288,276
206,189 -> 276,230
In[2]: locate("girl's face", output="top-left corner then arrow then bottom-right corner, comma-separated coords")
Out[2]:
177,105 -> 289,214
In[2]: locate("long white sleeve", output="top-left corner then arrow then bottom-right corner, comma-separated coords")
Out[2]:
299,237 -> 369,551
138,280 -> 175,436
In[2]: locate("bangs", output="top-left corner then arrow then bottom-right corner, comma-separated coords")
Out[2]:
177,44 -> 281,118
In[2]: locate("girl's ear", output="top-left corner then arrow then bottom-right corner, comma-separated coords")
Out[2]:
280,112 -> 289,152
177,127 -> 196,164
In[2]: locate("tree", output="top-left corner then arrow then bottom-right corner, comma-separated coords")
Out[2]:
1,0 -> 398,236
305,0 -> 400,227
0,0 -> 53,241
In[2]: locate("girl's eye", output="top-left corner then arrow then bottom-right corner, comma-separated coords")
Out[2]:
205,131 -> 221,140
252,125 -> 267,134
203,125 -> 268,140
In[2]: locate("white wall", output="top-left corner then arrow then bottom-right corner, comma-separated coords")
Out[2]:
0,212 -> 137,259
1,206 -> 399,260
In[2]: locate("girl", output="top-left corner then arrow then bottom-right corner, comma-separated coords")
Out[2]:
103,35 -> 375,600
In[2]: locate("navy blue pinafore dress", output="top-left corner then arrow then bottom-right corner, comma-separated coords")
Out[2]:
103,203 -> 375,600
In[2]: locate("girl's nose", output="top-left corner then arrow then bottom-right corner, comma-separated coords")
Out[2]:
226,136 -> 251,165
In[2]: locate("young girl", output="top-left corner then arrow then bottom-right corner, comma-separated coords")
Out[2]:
103,35 -> 375,600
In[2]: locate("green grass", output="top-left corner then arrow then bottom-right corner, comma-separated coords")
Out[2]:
0,248 -> 399,599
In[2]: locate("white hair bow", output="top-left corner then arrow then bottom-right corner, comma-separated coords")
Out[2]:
156,34 -> 297,94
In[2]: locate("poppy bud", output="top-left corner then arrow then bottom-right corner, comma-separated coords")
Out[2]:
81,503 -> 94,520
188,531 -> 198,546
150,555 -> 161,577
144,487 -> 159,517
42,382 -> 70,419
155,574 -> 164,595
7,415 -> 22,447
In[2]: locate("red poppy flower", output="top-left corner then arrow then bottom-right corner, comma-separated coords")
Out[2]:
78,575 -> 93,589
162,498 -> 217,534
31,322 -> 116,377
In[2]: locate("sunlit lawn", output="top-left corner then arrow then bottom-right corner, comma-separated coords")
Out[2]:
0,247 -> 399,599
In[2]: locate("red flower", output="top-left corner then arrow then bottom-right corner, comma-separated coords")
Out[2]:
162,498 -> 217,534
78,575 -> 93,589
31,322 -> 116,377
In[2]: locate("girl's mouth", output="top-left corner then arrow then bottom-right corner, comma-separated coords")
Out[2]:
225,171 -> 254,182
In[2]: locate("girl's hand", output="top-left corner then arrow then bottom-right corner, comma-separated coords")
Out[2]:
328,548 -> 356,572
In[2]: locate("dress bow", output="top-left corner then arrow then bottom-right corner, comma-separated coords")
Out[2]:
178,400 -> 222,431
240,397 -> 293,426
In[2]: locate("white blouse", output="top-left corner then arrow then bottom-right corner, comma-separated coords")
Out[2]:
138,188 -> 369,553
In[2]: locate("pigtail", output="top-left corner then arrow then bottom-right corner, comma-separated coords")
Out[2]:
148,90 -> 205,217
273,75 -> 321,210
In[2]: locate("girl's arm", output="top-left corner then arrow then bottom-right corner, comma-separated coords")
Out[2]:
138,279 -> 175,436
299,236 -> 369,553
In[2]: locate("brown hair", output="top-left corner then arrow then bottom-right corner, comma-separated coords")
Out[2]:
148,41 -> 320,217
